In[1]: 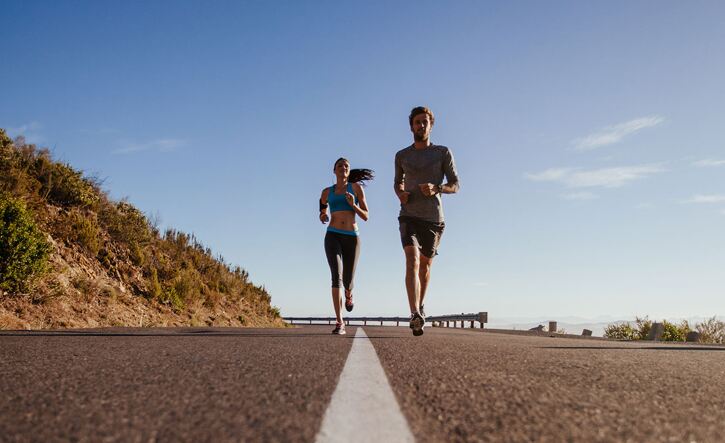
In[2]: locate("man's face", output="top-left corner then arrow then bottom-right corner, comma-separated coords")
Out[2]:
410,113 -> 432,142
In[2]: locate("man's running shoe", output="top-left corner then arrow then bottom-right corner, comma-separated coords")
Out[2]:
410,312 -> 425,336
332,323 -> 346,335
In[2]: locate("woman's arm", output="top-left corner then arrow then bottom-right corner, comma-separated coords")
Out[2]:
347,183 -> 369,221
319,188 -> 330,224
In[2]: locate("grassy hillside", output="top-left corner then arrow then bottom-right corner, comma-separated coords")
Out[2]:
0,129 -> 283,329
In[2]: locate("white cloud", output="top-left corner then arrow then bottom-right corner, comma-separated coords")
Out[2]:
524,168 -> 573,182
572,116 -> 664,151
6,121 -> 44,144
693,159 -> 725,167
562,192 -> 598,200
525,164 -> 666,189
114,138 -> 186,154
684,194 -> 725,204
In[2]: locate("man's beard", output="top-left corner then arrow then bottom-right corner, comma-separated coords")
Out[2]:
414,130 -> 428,142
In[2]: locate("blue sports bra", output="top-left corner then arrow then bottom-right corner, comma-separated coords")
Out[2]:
328,183 -> 358,212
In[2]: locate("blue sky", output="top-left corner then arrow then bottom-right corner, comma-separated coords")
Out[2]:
2,1 -> 724,321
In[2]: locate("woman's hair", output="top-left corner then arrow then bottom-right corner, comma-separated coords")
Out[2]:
334,157 -> 374,186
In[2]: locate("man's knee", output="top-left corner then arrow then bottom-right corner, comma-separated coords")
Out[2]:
404,247 -> 419,271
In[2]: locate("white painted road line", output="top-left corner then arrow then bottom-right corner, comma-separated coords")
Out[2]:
315,327 -> 415,443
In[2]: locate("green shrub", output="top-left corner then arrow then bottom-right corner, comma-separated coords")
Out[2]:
37,159 -> 99,208
604,322 -> 638,340
269,306 -> 281,318
148,267 -> 162,299
0,194 -> 51,292
634,316 -> 652,340
696,317 -> 725,344
100,201 -> 151,246
160,286 -> 184,310
130,242 -> 145,266
68,211 -> 101,256
661,320 -> 690,342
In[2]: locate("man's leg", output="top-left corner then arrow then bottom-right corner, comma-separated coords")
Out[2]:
418,254 -> 433,312
418,221 -> 444,316
404,245 -> 420,314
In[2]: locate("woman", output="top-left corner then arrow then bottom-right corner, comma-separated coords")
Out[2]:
319,158 -> 373,335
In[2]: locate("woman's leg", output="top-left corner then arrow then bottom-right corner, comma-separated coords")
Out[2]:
324,233 -> 344,323
341,235 -> 360,299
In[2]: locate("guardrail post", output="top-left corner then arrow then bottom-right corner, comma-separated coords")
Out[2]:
396,320 -> 399,326
380,320 -> 383,326
478,312 -> 487,329
648,323 -> 664,341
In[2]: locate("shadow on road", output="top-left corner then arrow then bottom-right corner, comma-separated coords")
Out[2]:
542,346 -> 725,351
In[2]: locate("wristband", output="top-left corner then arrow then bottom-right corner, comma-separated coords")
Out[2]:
319,199 -> 328,212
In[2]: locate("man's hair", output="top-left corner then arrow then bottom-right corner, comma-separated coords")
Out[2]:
408,106 -> 435,127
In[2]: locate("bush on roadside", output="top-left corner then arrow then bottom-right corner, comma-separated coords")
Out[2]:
36,156 -> 99,208
99,200 -> 151,246
633,316 -> 652,340
604,322 -> 638,340
0,194 -> 52,293
696,317 -> 725,344
63,210 -> 101,256
661,320 -> 690,342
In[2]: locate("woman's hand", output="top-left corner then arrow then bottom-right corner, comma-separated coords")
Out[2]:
320,212 -> 329,224
345,192 -> 356,208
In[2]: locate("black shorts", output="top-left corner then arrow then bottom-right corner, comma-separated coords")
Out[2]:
398,216 -> 445,258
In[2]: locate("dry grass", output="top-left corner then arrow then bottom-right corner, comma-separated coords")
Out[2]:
1,129 -> 285,330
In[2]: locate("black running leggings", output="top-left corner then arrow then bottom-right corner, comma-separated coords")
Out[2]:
324,231 -> 360,290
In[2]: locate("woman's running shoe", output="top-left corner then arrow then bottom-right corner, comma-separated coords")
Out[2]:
332,323 -> 346,335
344,294 -> 354,312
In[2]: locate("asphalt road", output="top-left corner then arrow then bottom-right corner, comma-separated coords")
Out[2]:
2,326 -> 725,442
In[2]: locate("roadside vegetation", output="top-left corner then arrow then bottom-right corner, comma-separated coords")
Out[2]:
0,128 -> 282,328
604,316 -> 725,344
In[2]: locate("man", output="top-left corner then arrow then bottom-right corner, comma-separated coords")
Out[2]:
394,106 -> 459,336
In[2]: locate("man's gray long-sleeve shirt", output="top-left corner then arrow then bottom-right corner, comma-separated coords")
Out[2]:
394,143 -> 459,223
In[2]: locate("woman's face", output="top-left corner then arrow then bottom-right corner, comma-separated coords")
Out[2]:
334,160 -> 350,178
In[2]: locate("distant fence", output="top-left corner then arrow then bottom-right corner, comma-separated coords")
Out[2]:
284,312 -> 488,329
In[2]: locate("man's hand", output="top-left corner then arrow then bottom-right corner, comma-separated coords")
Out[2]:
397,191 -> 410,205
419,183 -> 439,197
319,212 -> 329,224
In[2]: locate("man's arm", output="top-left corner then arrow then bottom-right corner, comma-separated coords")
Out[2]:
394,152 -> 410,204
419,148 -> 459,197
441,147 -> 459,194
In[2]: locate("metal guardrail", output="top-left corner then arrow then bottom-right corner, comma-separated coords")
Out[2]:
284,312 -> 488,328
